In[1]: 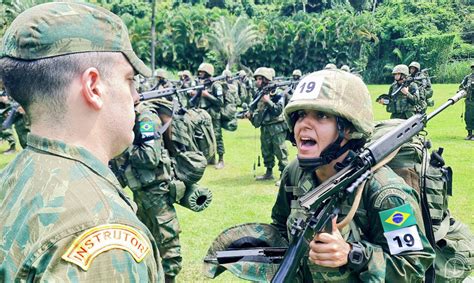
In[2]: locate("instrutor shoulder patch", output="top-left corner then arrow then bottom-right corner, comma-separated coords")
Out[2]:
62,224 -> 150,270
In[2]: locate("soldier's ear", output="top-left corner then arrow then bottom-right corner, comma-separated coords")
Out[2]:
80,67 -> 104,110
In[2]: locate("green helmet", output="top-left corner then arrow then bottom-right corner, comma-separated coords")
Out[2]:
340,65 -> 350,72
292,69 -> 302,77
154,68 -> 167,79
198,63 -> 214,76
409,61 -> 420,71
203,223 -> 288,282
222,69 -> 232,77
285,70 -> 374,140
392,64 -> 409,76
253,67 -> 273,81
182,70 -> 193,80
324,63 -> 337,70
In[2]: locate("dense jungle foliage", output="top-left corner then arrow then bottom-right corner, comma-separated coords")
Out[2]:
0,0 -> 473,83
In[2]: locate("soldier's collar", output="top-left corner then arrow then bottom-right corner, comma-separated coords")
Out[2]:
26,134 -> 122,189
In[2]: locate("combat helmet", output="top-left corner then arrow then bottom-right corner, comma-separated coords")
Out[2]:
182,70 -> 193,80
222,69 -> 232,77
340,65 -> 350,72
198,63 -> 215,77
239,70 -> 246,77
324,63 -> 337,70
285,70 -> 374,170
253,67 -> 273,81
203,223 -> 288,282
392,64 -> 409,76
153,68 -> 167,79
409,61 -> 421,71
292,69 -> 302,77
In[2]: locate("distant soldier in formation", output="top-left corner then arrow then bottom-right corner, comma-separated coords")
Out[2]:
110,100 -> 183,283
193,63 -> 226,169
380,64 -> 419,119
151,68 -> 173,91
177,70 -> 195,107
324,63 -> 337,70
292,69 -> 302,81
459,62 -> 474,140
409,61 -> 433,114
250,67 -> 288,184
239,70 -> 255,105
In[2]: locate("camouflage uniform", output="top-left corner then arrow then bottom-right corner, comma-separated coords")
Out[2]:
250,91 -> 289,177
459,66 -> 474,139
110,101 -> 182,281
386,81 -> 420,119
272,160 -> 434,282
409,62 -> 433,114
0,2 -> 161,280
13,110 -> 30,149
0,135 -> 163,281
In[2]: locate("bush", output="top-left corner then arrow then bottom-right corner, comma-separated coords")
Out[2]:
435,60 -> 472,84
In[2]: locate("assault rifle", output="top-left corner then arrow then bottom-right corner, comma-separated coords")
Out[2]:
139,85 -> 203,101
188,74 -> 229,107
216,247 -> 287,264
271,89 -> 466,283
213,90 -> 467,282
2,102 -> 19,130
389,73 -> 436,97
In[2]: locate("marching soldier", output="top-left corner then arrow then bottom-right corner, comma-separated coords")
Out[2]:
459,62 -> 474,140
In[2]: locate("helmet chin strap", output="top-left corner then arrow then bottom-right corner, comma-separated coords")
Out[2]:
297,117 -> 364,172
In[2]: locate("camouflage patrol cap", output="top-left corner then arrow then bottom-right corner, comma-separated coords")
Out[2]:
292,69 -> 302,76
198,63 -> 214,76
203,223 -> 288,281
254,67 -> 273,81
0,2 -> 151,77
340,65 -> 350,72
392,64 -> 409,76
409,61 -> 421,71
285,70 -> 374,140
154,68 -> 167,78
324,63 -> 337,70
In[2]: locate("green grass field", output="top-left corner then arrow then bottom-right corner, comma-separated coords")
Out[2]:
0,84 -> 472,282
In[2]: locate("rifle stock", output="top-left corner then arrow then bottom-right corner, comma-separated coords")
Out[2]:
271,90 -> 467,283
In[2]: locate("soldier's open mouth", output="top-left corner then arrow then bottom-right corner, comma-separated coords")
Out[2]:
301,137 -> 316,147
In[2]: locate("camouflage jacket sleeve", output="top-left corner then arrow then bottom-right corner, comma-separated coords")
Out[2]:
203,82 -> 223,108
349,169 -> 435,282
270,166 -> 292,241
32,232 -> 162,282
129,103 -> 162,170
406,82 -> 419,104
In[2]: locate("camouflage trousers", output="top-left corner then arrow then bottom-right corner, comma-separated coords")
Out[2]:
465,100 -> 474,131
0,128 -> 15,147
260,122 -> 289,173
211,115 -> 225,156
134,189 -> 182,278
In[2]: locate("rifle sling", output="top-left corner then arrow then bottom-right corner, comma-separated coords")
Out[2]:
336,147 -> 401,230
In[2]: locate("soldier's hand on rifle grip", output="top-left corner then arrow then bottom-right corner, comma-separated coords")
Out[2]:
308,216 -> 351,268
401,86 -> 409,95
262,94 -> 271,103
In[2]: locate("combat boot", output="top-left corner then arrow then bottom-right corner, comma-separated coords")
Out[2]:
215,155 -> 224,169
208,156 -> 216,165
165,276 -> 176,283
466,130 -> 473,140
256,168 -> 274,181
3,144 -> 16,155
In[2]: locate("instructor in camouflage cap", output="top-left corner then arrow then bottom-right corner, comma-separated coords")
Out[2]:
0,2 -> 163,281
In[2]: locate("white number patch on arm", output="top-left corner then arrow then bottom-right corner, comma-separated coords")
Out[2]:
384,225 -> 423,255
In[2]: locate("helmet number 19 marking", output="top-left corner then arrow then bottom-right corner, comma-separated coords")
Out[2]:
298,81 -> 317,93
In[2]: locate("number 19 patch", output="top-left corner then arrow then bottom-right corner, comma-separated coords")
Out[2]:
379,203 -> 423,255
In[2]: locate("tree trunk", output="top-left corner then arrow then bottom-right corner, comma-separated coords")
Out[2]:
150,0 -> 157,71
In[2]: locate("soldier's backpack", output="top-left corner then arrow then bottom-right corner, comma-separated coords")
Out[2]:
221,83 -> 239,132
172,108 -> 217,164
370,119 -> 473,282
284,119 -> 473,282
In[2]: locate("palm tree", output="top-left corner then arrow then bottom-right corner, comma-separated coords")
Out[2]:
207,16 -> 261,70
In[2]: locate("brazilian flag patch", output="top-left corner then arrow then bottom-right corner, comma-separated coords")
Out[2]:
379,203 -> 417,232
139,121 -> 155,133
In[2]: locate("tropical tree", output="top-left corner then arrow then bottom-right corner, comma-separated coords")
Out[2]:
207,16 -> 261,70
